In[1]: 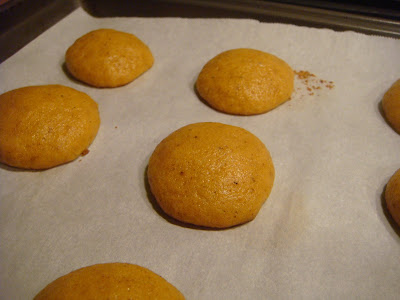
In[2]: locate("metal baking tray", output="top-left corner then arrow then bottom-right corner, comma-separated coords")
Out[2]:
80,0 -> 400,38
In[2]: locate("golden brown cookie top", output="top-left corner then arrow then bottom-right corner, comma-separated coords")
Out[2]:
382,79 -> 400,134
0,85 -> 100,169
147,122 -> 275,228
34,263 -> 185,300
385,168 -> 400,227
196,48 -> 294,115
65,28 -> 154,88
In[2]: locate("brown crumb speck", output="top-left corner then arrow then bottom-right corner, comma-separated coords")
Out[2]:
295,69 -> 335,98
81,149 -> 90,156
294,70 -> 316,79
326,84 -> 334,89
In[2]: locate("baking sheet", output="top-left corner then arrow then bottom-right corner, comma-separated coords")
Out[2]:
1,7 -> 400,300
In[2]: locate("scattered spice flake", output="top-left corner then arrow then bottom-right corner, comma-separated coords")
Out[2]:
81,149 -> 90,156
294,70 -> 335,97
295,70 -> 316,79
115,126 -> 118,129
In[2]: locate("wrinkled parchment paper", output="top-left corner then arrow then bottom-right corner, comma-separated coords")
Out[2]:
1,8 -> 400,300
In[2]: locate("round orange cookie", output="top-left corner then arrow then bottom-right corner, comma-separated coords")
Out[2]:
34,263 -> 185,300
0,85 -> 100,169
385,168 -> 400,227
196,48 -> 294,115
382,79 -> 400,134
66,28 -> 154,87
147,122 -> 275,228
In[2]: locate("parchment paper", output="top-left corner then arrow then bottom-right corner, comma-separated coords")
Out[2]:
1,8 -> 400,300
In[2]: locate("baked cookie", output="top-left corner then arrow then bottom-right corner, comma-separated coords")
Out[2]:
382,79 -> 400,133
0,85 -> 100,169
147,122 -> 275,228
34,263 -> 185,300
385,168 -> 400,227
65,28 -> 154,88
196,48 -> 294,115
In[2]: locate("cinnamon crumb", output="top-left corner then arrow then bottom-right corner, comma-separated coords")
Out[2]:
326,84 -> 334,89
81,149 -> 90,156
295,70 -> 316,79
294,69 -> 335,97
